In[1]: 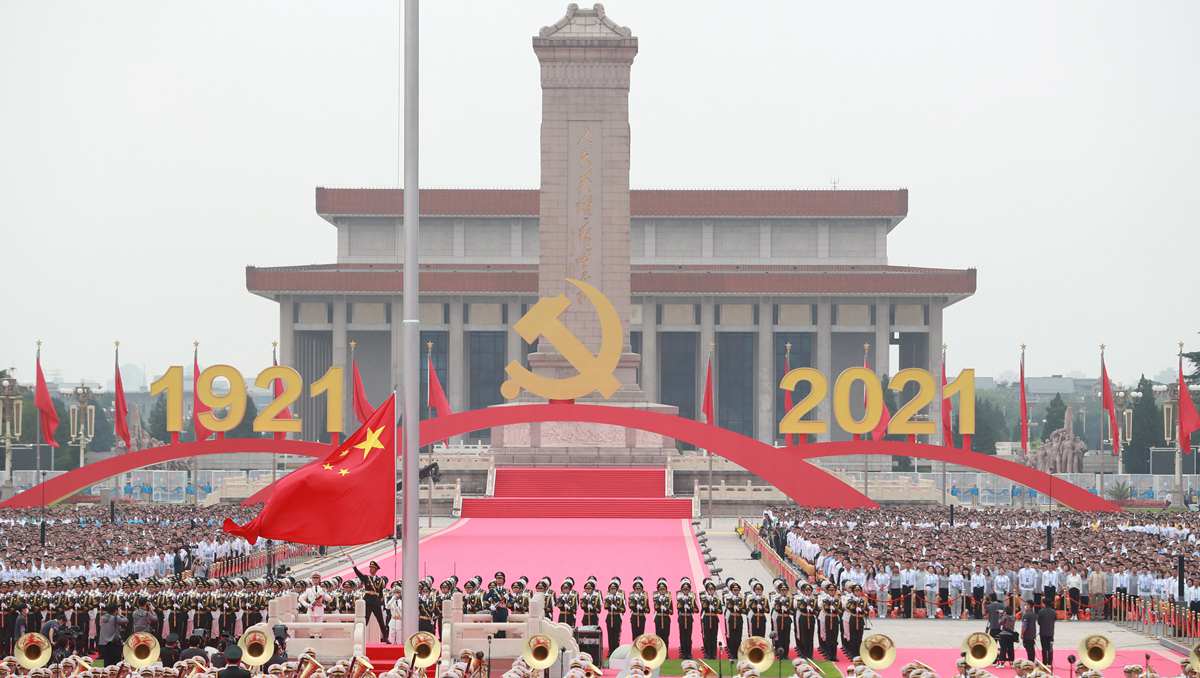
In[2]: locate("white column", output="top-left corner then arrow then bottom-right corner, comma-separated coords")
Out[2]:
278,296 -> 295,367
928,300 -> 944,444
640,299 -> 658,401
755,300 -> 774,444
816,300 -> 833,442
505,301 -> 522,367
699,299 -> 715,423
390,299 -> 404,391
449,299 -> 465,412
874,301 -> 890,377
332,300 -> 348,434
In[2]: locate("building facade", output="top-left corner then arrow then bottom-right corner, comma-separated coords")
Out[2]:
246,4 -> 975,446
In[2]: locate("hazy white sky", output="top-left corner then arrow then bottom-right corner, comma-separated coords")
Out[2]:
1,1 -> 1197,388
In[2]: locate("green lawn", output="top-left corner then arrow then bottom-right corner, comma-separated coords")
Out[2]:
652,658 -> 840,678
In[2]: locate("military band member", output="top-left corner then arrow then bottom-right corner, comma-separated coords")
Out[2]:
193,587 -> 214,640
604,577 -> 626,656
556,577 -> 578,628
652,578 -> 673,648
676,577 -> 697,660
535,577 -> 554,619
842,584 -> 866,661
629,577 -> 649,639
724,579 -> 745,657
217,580 -> 238,638
699,579 -> 722,659
352,560 -> 388,642
580,576 -> 602,628
511,577 -> 531,615
770,578 -> 793,658
463,576 -> 485,615
816,582 -> 840,661
792,582 -> 816,660
747,579 -> 768,638
418,579 -> 438,634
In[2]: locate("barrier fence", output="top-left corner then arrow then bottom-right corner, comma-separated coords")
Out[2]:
736,518 -> 803,590
1112,592 -> 1200,644
208,542 -> 317,578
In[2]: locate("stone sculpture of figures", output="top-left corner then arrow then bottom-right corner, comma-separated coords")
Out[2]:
1026,406 -> 1087,474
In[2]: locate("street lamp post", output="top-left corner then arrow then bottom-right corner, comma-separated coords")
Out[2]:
0,373 -> 22,496
69,383 -> 95,471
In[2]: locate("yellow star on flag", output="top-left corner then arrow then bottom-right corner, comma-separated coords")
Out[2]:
353,426 -> 386,460
322,463 -> 333,471
339,468 -> 349,476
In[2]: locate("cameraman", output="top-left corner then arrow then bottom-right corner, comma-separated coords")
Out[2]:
98,604 -> 128,667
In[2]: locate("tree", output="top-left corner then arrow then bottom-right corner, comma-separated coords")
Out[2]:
1105,479 -> 1133,502
1040,393 -> 1067,441
147,394 -> 171,442
1123,375 -> 1165,474
228,396 -> 261,439
970,398 -> 1008,455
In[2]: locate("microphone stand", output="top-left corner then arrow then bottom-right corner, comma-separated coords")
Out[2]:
486,635 -> 493,678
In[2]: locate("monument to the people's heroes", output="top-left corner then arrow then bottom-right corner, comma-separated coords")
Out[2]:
491,4 -> 679,464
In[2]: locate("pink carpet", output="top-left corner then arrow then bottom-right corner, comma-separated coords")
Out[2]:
326,517 -> 710,654
825,647 -> 1184,676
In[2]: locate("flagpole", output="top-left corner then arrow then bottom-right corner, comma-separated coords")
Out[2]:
399,0 -> 421,640
426,341 -> 433,529
36,341 -> 45,548
1099,345 -> 1106,498
1176,342 -> 1186,508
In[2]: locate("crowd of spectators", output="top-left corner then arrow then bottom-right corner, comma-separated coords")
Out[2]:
0,504 -> 264,581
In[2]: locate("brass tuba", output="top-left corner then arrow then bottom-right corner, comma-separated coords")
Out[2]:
522,634 -> 558,670
631,634 -> 667,670
295,654 -> 324,678
1078,634 -> 1115,670
347,655 -> 375,678
123,632 -> 161,669
239,624 -> 276,667
737,636 -> 773,673
963,631 -> 998,668
405,631 -> 442,669
15,633 -> 52,670
859,634 -> 896,670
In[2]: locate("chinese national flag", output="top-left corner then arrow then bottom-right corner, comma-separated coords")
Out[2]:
1019,350 -> 1029,455
192,350 -> 212,442
1179,355 -> 1199,454
113,349 -> 131,450
224,394 -> 397,546
701,354 -> 715,425
1101,356 -> 1121,457
34,350 -> 59,448
427,356 -> 452,418
352,359 -> 375,426
866,353 -> 891,442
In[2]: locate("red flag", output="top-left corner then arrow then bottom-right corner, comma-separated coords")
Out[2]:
113,346 -> 131,450
1101,353 -> 1121,457
1178,353 -> 1199,454
427,355 -> 452,418
352,360 -> 374,426
34,348 -> 59,448
941,360 -> 954,446
702,353 -> 715,425
866,350 -> 891,442
1019,347 -> 1029,455
192,347 -> 212,442
783,350 -> 793,446
224,394 -> 397,545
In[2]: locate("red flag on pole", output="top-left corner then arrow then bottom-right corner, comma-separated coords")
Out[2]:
783,345 -> 793,446
1178,350 -> 1199,454
351,361 -> 374,426
223,394 -> 397,545
1101,348 -> 1121,457
941,355 -> 954,447
113,343 -> 131,450
1019,346 -> 1029,455
427,355 -> 452,418
702,352 -> 715,425
34,345 -> 59,448
866,346 -> 891,442
192,345 -> 212,442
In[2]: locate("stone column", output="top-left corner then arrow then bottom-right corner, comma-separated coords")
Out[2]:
640,298 -> 658,401
449,299 -> 465,412
928,300 -> 944,444
390,298 -> 404,392
874,301 -> 890,377
816,300 -> 833,442
278,296 -> 295,368
505,301 -> 523,367
332,300 -> 348,433
699,299 -> 715,421
756,300 -> 774,444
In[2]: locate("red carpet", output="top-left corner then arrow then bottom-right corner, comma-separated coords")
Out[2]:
327,517 -> 710,655
826,647 -> 1184,676
461,467 -> 692,519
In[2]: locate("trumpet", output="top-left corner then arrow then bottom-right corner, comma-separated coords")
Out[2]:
522,634 -> 558,670
1078,634 -> 1115,670
737,636 -> 773,673
405,631 -> 442,669
123,632 -> 161,669
859,634 -> 896,670
631,634 -> 667,670
239,624 -> 276,667
962,631 -> 998,668
15,633 -> 52,670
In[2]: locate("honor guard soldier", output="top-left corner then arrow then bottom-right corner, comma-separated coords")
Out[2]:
556,577 -> 579,628
511,577 -> 531,615
353,560 -> 389,642
747,579 -> 768,638
816,581 -> 840,661
724,579 -> 745,658
418,579 -> 437,633
603,577 -> 626,657
194,582 -> 214,640
699,579 -> 722,659
770,578 -> 793,659
580,576 -> 602,628
676,577 -> 697,660
463,576 -> 485,614
535,577 -> 554,619
792,582 -> 816,660
842,583 -> 867,661
485,572 -> 509,609
217,580 -> 238,638
628,577 -> 649,639
652,578 -> 673,649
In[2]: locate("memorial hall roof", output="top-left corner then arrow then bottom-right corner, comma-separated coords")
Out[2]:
315,188 -> 909,221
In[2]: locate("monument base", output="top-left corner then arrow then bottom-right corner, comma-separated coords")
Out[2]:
524,351 -> 645,402
490,401 -> 680,466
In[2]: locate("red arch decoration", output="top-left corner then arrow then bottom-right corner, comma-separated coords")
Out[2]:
0,403 -> 1119,512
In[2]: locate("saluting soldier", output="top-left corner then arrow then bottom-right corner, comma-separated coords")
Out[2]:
770,578 -> 793,659
699,579 -> 723,659
676,577 -> 697,660
652,578 -> 673,649
724,579 -> 745,657
628,577 -> 649,639
352,560 -> 389,642
603,577 -> 626,657
792,582 -> 816,660
580,576 -> 602,628
556,577 -> 578,628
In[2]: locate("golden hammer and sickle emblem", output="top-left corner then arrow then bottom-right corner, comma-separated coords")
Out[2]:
500,278 -> 623,401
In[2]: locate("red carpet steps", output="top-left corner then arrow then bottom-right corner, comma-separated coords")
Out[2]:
461,467 -> 691,518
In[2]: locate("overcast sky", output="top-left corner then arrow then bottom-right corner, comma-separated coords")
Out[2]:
1,1 -> 1197,389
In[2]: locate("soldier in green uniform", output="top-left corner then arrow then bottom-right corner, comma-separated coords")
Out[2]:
603,577 -> 625,657
628,577 -> 648,640
699,579 -> 723,659
652,578 -> 672,649
723,579 -> 745,658
676,577 -> 697,660
770,578 -> 793,659
556,577 -> 578,628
